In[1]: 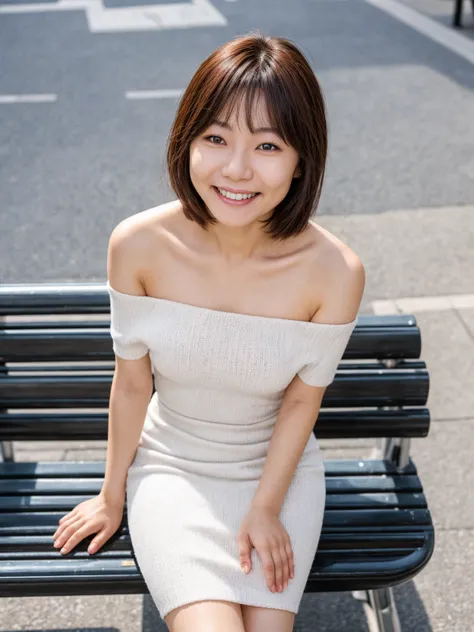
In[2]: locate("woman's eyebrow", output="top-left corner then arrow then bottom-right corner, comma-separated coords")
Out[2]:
211,119 -> 280,135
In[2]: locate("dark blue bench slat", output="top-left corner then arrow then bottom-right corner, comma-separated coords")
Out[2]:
0,324 -> 422,361
0,508 -> 433,536
0,492 -> 427,512
0,531 -> 428,558
0,528 -> 434,597
0,408 -> 431,441
0,475 -> 423,496
0,459 -> 419,478
0,369 -> 430,408
0,549 -> 419,562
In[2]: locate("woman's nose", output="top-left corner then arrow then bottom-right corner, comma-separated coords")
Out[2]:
221,152 -> 252,180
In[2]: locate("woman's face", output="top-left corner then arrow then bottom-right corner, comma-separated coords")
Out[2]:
189,95 -> 300,229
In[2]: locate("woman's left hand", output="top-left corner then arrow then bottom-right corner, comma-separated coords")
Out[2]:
238,505 -> 295,593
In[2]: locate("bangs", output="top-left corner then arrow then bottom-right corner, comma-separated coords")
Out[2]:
201,69 -> 293,147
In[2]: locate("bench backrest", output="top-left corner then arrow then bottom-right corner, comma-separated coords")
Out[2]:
0,283 -> 430,445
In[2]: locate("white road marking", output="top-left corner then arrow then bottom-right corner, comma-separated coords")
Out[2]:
0,0 -> 227,32
0,0 -> 88,12
365,0 -> 474,66
125,89 -> 184,99
0,94 -> 57,104
372,293 -> 474,315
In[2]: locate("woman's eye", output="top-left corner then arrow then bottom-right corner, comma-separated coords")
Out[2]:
204,136 -> 279,152
205,135 -> 224,144
259,143 -> 279,152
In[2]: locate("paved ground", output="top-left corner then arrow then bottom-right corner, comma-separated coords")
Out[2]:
1,0 -> 474,629
401,0 -> 474,36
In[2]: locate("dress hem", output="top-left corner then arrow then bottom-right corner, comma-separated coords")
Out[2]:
160,594 -> 298,620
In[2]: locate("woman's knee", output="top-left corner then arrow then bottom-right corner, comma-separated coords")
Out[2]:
164,599 -> 246,632
241,604 -> 295,632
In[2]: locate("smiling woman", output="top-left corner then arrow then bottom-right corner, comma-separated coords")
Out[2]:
53,30 -> 364,632
166,30 -> 328,242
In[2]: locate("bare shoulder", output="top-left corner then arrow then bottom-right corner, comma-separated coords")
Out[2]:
107,200 -> 181,295
306,220 -> 366,324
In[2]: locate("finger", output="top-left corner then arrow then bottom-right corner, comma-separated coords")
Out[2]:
60,523 -> 99,555
54,512 -> 77,538
271,545 -> 284,592
58,509 -> 77,525
280,544 -> 290,589
238,533 -> 252,574
54,517 -> 84,543
257,545 -> 276,592
285,540 -> 295,580
54,518 -> 86,550
88,527 -> 112,554
53,515 -> 79,541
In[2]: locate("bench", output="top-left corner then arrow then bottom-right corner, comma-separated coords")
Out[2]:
0,282 -> 435,632
453,0 -> 474,27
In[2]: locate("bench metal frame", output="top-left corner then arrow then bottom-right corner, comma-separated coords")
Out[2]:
453,0 -> 474,26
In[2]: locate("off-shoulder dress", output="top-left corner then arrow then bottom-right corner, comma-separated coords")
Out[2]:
107,281 -> 357,619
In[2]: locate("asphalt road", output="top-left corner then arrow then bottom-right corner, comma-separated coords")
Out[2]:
1,0 -> 473,285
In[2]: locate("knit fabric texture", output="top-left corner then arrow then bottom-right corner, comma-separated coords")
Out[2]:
107,281 -> 357,618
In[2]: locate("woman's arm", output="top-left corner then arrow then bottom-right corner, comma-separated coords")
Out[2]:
102,218 -> 154,502
250,393 -> 325,514
250,252 -> 365,514
53,219 -> 153,555
102,361 -> 153,504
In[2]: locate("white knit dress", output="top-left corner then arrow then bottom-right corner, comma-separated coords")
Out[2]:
107,281 -> 357,619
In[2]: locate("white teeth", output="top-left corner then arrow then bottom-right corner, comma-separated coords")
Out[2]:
217,188 -> 257,201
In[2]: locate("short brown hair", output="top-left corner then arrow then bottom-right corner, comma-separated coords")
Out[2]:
165,31 -> 328,241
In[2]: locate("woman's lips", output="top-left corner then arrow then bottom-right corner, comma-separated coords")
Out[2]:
213,186 -> 261,206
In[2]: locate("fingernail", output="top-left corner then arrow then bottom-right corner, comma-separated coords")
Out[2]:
53,541 -> 60,548
278,584 -> 282,592
60,547 -> 67,554
242,564 -> 248,573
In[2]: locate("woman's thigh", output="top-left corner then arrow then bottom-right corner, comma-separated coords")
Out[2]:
241,604 -> 295,632
164,599 -> 246,632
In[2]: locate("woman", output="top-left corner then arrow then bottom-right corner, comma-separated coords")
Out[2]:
53,31 -> 365,632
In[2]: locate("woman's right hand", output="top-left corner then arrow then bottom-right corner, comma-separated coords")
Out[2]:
52,493 -> 125,556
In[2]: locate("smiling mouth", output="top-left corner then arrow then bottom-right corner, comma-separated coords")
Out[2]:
212,186 -> 261,201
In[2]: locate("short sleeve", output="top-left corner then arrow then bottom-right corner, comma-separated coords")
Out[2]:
297,318 -> 357,387
107,281 -> 150,360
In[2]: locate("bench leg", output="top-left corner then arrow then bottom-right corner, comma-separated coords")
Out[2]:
353,588 -> 402,632
372,397 -> 411,469
453,0 -> 463,27
371,436 -> 411,469
368,588 -> 402,632
0,441 -> 14,462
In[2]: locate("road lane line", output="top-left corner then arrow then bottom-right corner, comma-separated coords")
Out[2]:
0,94 -> 57,104
0,0 -> 82,12
125,89 -> 184,100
